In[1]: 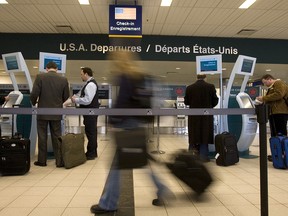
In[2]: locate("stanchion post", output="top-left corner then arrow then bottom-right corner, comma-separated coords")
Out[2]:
256,104 -> 269,216
151,115 -> 165,154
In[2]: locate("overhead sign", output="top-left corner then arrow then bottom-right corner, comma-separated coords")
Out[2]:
109,5 -> 142,38
1,33 -> 288,64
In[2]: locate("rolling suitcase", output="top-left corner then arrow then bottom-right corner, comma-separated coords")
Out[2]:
215,132 -> 239,166
115,128 -> 148,169
58,133 -> 86,169
166,150 -> 213,195
283,137 -> 288,167
0,137 -> 30,175
269,135 -> 286,169
0,111 -> 30,176
57,115 -> 86,169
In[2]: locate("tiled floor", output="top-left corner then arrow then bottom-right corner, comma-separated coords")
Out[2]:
0,132 -> 288,216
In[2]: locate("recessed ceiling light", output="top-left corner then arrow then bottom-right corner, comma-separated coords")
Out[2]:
266,69 -> 271,72
176,67 -> 181,70
78,0 -> 89,5
0,0 -> 8,4
161,0 -> 172,7
239,0 -> 256,9
222,68 -> 227,71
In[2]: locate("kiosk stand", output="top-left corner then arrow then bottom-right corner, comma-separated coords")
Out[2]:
223,55 -> 257,155
1,52 -> 37,156
39,52 -> 67,157
196,54 -> 223,133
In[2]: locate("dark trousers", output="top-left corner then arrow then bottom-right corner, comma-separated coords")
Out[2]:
269,114 -> 288,136
83,115 -> 98,157
37,119 -> 62,164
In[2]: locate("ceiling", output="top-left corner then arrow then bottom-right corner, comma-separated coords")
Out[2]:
0,0 -> 288,86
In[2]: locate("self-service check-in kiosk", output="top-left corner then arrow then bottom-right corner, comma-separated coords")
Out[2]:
39,52 -> 68,157
196,54 -> 223,134
235,92 -> 258,152
1,91 -> 23,136
223,55 -> 258,155
1,52 -> 36,156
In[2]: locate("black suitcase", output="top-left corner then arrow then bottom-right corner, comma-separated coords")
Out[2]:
0,137 -> 30,176
114,128 -> 148,169
0,108 -> 30,176
166,150 -> 213,195
215,132 -> 239,166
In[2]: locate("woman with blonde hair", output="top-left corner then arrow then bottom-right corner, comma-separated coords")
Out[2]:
90,51 -> 174,214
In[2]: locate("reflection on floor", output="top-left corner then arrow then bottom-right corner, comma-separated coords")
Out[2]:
0,133 -> 288,216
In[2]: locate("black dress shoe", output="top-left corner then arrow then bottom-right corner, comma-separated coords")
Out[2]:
34,161 -> 47,167
199,157 -> 210,163
268,155 -> 273,162
152,198 -> 164,206
86,152 -> 97,159
90,204 -> 117,214
86,155 -> 96,160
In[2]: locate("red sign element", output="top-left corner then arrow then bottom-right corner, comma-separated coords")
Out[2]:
176,87 -> 184,95
249,88 -> 257,96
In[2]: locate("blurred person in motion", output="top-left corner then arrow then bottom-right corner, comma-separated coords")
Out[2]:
0,95 -> 9,136
184,74 -> 219,162
90,51 -> 174,214
256,74 -> 288,161
30,61 -> 70,167
71,67 -> 100,160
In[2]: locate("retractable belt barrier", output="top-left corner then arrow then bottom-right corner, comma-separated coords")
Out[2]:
0,107 -> 255,116
0,106 -> 269,216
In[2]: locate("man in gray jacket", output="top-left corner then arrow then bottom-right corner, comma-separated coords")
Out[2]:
30,61 -> 70,167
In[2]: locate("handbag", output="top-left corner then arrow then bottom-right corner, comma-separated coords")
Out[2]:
114,128 -> 148,169
58,133 -> 86,169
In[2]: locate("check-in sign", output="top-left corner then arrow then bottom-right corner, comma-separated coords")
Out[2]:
109,5 -> 142,38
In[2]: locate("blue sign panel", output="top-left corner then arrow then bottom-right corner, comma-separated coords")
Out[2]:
109,5 -> 142,38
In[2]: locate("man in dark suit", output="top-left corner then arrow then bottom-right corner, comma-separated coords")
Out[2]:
30,61 -> 70,167
71,67 -> 99,160
184,74 -> 219,162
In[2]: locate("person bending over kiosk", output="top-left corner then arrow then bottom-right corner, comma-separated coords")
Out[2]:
71,67 -> 99,160
256,74 -> 288,161
30,61 -> 70,167
184,74 -> 219,162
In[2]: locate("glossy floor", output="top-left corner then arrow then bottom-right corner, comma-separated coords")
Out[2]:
0,133 -> 288,216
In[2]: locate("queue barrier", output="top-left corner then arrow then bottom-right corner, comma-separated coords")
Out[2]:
0,106 -> 269,216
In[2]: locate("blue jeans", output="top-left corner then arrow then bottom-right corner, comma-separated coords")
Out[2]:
98,168 -> 120,210
98,166 -> 168,210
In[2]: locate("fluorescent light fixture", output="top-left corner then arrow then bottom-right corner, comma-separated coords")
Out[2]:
0,0 -> 8,4
161,0 -> 172,7
239,0 -> 256,9
78,0 -> 90,5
